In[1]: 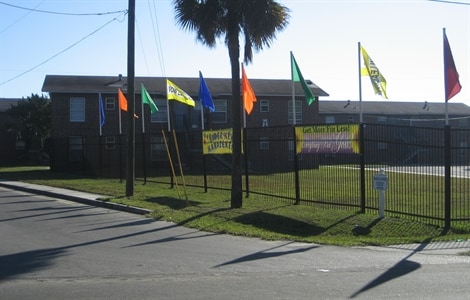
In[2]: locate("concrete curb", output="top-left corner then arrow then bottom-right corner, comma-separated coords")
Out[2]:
0,181 -> 152,216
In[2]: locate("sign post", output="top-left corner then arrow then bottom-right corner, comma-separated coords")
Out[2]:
373,169 -> 388,218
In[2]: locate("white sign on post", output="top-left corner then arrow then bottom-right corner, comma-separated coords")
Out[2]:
373,170 -> 388,218
373,173 -> 388,191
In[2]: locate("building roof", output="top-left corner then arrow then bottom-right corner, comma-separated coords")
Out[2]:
320,100 -> 470,116
0,98 -> 21,112
41,75 -> 329,97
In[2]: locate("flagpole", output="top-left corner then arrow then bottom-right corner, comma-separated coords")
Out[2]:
141,86 -> 146,134
358,42 -> 363,123
443,28 -> 449,126
242,63 -> 247,128
118,93 -> 122,135
199,73 -> 204,130
290,51 -> 296,126
166,79 -> 171,132
200,103 -> 205,130
99,93 -> 102,136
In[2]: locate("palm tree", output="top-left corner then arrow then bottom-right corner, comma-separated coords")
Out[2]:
173,0 -> 290,208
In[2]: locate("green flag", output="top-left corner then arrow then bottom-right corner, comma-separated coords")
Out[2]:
141,84 -> 158,113
291,52 -> 315,105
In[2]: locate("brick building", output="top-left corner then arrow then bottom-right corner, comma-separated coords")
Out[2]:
42,75 -> 329,175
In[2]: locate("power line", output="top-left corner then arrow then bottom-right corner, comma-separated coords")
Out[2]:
426,0 -> 470,5
0,1 -> 128,16
0,0 -> 46,34
148,0 -> 166,77
0,12 -> 128,86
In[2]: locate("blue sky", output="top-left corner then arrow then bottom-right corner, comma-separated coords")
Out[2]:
0,0 -> 469,106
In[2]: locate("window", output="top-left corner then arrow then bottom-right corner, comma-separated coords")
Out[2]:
460,141 -> 467,157
262,119 -> 269,127
325,115 -> 335,124
348,116 -> 355,123
377,142 -> 387,150
70,97 -> 85,122
288,100 -> 302,125
212,99 -> 227,123
260,137 -> 270,150
288,140 -> 301,161
105,97 -> 115,110
105,136 -> 116,149
377,116 -> 387,123
150,136 -> 167,162
458,118 -> 468,128
69,136 -> 83,162
151,99 -> 168,123
190,101 -> 202,129
260,99 -> 269,112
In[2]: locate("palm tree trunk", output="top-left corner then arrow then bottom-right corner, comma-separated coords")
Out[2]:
227,14 -> 242,209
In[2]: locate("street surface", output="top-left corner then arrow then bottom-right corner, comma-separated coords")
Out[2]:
1,187 -> 470,299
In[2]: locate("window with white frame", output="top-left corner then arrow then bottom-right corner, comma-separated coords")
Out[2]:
105,97 -> 115,110
70,97 -> 85,122
259,137 -> 270,150
260,99 -> 269,112
212,99 -> 227,124
105,136 -> 116,149
151,99 -> 168,123
288,100 -> 302,125
69,136 -> 83,161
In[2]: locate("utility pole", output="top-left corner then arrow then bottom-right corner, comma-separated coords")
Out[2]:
126,0 -> 135,197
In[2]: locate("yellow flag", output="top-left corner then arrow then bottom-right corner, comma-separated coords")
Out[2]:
360,46 -> 388,99
166,79 -> 195,107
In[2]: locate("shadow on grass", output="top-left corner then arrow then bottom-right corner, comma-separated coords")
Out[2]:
145,196 -> 202,209
234,211 -> 326,236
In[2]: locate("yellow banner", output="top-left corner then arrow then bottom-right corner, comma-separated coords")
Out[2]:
202,129 -> 233,154
295,124 -> 360,154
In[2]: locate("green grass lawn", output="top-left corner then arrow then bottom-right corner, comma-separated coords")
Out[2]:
1,165 -> 470,247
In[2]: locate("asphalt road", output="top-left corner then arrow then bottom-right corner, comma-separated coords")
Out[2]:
1,186 -> 470,300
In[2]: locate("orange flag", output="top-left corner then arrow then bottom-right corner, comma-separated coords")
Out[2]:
118,89 -> 128,111
242,65 -> 256,115
118,88 -> 138,118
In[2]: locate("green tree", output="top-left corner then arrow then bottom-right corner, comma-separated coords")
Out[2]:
173,0 -> 290,208
7,94 -> 51,153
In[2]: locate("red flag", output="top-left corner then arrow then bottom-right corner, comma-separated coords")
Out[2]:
242,66 -> 256,115
444,32 -> 462,102
118,88 -> 128,111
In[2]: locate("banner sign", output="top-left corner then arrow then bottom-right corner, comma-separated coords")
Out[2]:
295,124 -> 360,154
202,129 -> 233,154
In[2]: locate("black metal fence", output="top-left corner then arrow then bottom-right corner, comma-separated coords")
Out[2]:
49,123 -> 470,227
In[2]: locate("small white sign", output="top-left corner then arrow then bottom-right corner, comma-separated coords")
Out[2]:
373,173 -> 388,191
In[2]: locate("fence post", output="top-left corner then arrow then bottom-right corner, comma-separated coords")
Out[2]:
142,132 -> 147,184
293,126 -> 300,205
444,125 -> 451,228
243,127 -> 250,198
359,123 -> 366,213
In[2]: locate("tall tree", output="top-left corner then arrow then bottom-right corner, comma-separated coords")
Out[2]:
173,0 -> 290,208
7,94 -> 51,152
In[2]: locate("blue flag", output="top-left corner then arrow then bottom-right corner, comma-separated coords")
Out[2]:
199,71 -> 215,112
99,93 -> 105,127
